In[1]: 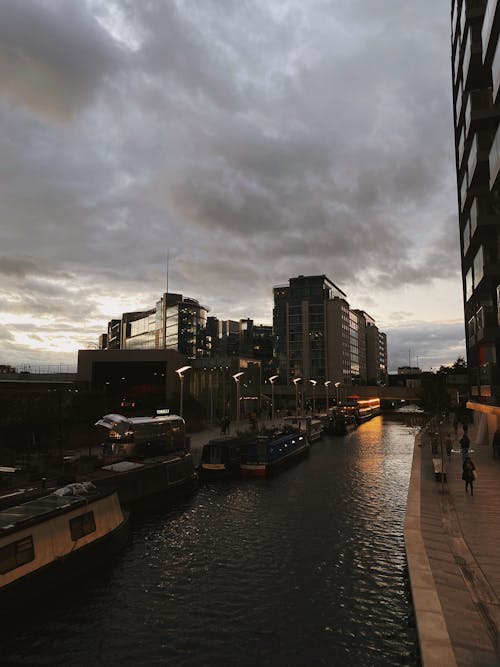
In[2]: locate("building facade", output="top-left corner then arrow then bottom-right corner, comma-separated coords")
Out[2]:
452,0 -> 500,428
99,293 -> 211,359
272,275 -> 387,386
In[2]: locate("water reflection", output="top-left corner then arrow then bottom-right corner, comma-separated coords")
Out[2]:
3,417 -> 418,666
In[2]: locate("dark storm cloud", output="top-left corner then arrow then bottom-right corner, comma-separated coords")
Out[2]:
0,0 -> 463,366
0,0 -> 125,120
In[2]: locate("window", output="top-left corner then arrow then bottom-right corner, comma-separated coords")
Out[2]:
0,536 -> 35,574
473,246 -> 484,286
465,267 -> 473,301
70,512 -> 96,541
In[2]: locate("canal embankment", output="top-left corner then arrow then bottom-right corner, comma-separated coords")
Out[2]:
405,420 -> 500,666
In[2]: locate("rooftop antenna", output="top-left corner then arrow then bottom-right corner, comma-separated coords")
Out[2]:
163,251 -> 169,349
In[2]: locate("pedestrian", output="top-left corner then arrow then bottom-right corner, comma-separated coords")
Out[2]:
453,417 -> 459,436
492,429 -> 500,459
445,432 -> 453,458
225,416 -> 231,435
460,432 -> 470,458
462,456 -> 476,495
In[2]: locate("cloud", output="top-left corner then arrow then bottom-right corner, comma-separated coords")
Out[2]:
385,320 -> 465,372
0,0 -> 464,371
0,0 -> 126,121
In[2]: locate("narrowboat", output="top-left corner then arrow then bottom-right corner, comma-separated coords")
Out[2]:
282,415 -> 323,443
324,411 -> 358,436
199,436 -> 252,480
343,397 -> 381,423
0,482 -> 129,609
93,413 -> 197,508
95,413 -> 187,459
240,429 -> 309,477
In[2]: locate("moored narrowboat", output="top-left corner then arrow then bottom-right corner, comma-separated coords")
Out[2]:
343,397 -> 381,423
199,436 -> 252,480
324,411 -> 358,436
240,429 -> 309,477
93,413 -> 197,509
282,415 -> 323,443
0,482 -> 129,609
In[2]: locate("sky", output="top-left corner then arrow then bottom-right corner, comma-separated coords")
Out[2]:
0,0 -> 465,373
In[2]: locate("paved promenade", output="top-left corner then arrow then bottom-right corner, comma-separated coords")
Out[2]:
405,422 -> 500,666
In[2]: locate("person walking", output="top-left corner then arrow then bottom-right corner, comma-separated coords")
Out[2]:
445,432 -> 453,458
462,456 -> 476,495
460,432 -> 470,458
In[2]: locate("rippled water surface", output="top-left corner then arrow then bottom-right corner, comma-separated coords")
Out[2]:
4,416 -> 419,666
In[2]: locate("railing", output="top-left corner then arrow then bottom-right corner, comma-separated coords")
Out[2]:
0,364 -> 78,375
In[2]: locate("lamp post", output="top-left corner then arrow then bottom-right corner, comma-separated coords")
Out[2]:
334,381 -> 341,407
309,379 -> 317,414
293,377 -> 302,416
232,372 -> 244,423
324,380 -> 331,411
269,375 -> 279,423
175,365 -> 192,419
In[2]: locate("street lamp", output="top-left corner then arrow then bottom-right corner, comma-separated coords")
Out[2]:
334,381 -> 341,407
268,375 -> 279,423
324,380 -> 331,411
293,377 -> 302,416
175,365 -> 192,419
232,372 -> 244,423
309,379 -> 317,414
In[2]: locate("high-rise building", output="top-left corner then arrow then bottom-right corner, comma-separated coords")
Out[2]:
99,293 -> 211,359
272,275 -> 387,385
451,0 -> 500,416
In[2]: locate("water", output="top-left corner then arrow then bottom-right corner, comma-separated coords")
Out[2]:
3,416 -> 419,666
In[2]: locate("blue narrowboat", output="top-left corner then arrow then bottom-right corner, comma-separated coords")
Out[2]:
240,430 -> 309,477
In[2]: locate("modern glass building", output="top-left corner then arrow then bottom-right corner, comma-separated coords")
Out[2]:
99,293 -> 211,359
451,0 -> 500,427
272,275 -> 387,386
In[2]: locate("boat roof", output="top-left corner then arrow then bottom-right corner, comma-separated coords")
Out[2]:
0,483 -> 104,536
95,413 -> 184,431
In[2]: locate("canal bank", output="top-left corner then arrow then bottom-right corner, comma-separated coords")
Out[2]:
405,422 -> 500,666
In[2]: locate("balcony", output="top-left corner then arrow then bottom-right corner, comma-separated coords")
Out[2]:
476,304 -> 497,342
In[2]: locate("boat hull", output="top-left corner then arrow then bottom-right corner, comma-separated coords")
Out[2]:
91,453 -> 198,510
0,511 -> 129,611
240,441 -> 310,478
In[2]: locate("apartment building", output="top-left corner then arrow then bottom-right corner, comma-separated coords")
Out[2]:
451,0 -> 500,422
272,275 -> 387,385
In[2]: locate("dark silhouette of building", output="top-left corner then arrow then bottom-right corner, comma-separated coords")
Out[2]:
451,0 -> 500,426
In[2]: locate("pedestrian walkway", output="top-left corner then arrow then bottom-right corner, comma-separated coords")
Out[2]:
405,421 -> 500,666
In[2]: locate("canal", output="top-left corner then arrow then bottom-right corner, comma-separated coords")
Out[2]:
4,415 -> 419,666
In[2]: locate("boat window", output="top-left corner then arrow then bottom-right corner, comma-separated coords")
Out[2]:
69,512 -> 96,541
0,536 -> 35,574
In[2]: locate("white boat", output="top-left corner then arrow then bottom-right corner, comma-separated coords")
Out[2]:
0,482 -> 129,608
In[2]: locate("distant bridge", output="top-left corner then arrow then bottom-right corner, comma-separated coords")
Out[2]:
260,384 -> 419,404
